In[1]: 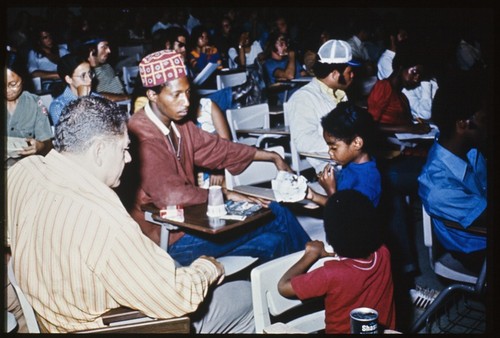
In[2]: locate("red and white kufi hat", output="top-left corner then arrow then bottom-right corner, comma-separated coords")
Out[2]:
139,50 -> 186,88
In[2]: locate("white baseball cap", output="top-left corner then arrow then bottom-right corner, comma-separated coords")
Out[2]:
317,39 -> 360,66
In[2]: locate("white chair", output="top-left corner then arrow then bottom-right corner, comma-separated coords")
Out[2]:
7,259 -> 40,333
283,102 -> 314,175
122,65 -> 139,95
421,205 -> 481,285
251,250 -> 333,333
411,254 -> 486,333
226,103 -> 287,147
216,71 -> 247,90
225,146 -> 284,191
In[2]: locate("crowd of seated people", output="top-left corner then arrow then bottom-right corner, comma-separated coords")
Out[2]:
5,6 -> 491,334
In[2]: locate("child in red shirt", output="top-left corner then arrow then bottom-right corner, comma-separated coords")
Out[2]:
278,189 -> 396,333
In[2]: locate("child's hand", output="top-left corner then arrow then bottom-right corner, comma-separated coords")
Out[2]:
317,163 -> 336,196
305,240 -> 336,259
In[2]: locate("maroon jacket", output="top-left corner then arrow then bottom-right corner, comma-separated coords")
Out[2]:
127,108 -> 256,245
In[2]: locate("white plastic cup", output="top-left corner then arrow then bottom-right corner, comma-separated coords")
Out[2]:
207,185 -> 227,217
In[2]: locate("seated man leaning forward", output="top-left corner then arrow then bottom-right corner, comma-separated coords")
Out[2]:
127,50 -> 310,266
7,96 -> 254,333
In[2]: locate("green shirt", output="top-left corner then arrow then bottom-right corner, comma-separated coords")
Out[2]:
6,91 -> 53,141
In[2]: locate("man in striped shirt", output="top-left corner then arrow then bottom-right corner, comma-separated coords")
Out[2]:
7,96 -> 254,333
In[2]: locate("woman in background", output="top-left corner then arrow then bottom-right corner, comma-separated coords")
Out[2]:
5,50 -> 53,167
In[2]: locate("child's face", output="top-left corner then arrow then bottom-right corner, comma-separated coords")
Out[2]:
323,132 -> 361,166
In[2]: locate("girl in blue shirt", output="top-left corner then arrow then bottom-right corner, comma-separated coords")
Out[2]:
306,102 -> 383,207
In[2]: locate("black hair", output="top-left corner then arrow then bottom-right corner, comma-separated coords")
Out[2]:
263,31 -> 290,59
57,53 -> 88,80
312,57 -> 349,79
321,101 -> 382,155
432,74 -> 484,140
152,26 -> 189,53
189,25 -> 210,51
324,189 -> 382,258
392,40 -> 425,71
6,50 -> 28,80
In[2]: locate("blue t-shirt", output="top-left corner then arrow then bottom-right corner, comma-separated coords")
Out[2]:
336,159 -> 381,207
418,141 -> 487,253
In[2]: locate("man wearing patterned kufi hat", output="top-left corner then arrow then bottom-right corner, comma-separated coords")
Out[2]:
126,49 -> 310,265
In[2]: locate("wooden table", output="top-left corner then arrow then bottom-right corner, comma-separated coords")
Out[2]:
141,202 -> 273,238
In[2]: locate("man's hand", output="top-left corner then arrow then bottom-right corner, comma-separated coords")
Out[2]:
209,174 -> 224,187
224,189 -> 271,207
199,255 -> 225,285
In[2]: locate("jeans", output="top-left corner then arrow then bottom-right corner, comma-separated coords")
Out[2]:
168,202 -> 311,266
379,155 -> 427,273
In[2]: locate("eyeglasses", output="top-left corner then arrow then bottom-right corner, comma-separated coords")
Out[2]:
40,34 -> 51,40
73,70 -> 95,81
175,40 -> 186,49
7,81 -> 22,90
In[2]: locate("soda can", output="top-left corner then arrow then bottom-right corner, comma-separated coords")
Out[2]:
350,307 -> 378,334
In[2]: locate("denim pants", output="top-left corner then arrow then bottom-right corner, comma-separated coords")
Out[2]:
168,202 -> 311,266
379,155 -> 427,273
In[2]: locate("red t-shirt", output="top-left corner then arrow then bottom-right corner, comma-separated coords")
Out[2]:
367,79 -> 412,125
291,245 -> 396,334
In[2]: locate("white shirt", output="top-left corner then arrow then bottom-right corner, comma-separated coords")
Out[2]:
377,49 -> 395,80
286,78 -> 347,172
402,78 -> 438,121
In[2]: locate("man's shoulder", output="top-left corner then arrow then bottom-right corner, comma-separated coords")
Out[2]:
288,81 -> 320,101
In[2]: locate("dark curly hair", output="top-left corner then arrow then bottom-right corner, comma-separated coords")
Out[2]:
324,189 -> 383,258
321,101 -> 383,156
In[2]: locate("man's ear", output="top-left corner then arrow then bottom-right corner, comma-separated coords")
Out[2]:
146,88 -> 158,102
329,70 -> 339,82
91,139 -> 106,167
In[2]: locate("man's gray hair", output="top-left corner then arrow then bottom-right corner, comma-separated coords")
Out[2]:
54,96 -> 128,153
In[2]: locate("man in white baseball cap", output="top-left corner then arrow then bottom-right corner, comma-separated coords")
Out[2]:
285,39 -> 359,173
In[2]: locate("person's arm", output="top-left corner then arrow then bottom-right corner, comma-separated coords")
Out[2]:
208,101 -> 231,140
98,92 -> 131,102
273,50 -> 297,81
305,186 -> 328,207
378,121 -> 432,134
205,101 -> 231,186
101,220 -> 224,319
278,241 -> 334,297
253,148 -> 292,172
19,138 -> 52,156
31,70 -> 60,81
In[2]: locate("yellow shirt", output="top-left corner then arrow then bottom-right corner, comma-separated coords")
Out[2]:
7,151 -> 220,332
